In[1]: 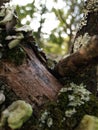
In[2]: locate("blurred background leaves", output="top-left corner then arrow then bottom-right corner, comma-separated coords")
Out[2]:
14,0 -> 84,60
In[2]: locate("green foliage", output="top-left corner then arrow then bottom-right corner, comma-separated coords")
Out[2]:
16,2 -> 36,25
15,0 -> 84,58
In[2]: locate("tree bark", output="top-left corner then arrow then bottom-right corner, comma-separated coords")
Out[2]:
55,35 -> 98,76
0,1 -> 98,130
0,38 -> 62,130
0,47 -> 62,106
0,5 -> 63,129
54,1 -> 98,95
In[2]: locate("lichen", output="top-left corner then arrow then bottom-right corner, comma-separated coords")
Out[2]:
0,100 -> 33,129
37,83 -> 98,130
0,5 -> 16,25
59,83 -> 91,118
0,6 -> 26,65
77,0 -> 98,30
85,0 -> 98,12
8,33 -> 24,49
78,12 -> 88,30
73,33 -> 91,52
0,91 -> 5,105
75,115 -> 98,130
47,117 -> 53,128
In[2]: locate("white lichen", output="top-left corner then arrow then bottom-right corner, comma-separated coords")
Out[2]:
78,0 -> 98,30
59,87 -> 72,94
68,83 -> 91,107
78,13 -> 88,30
73,33 -> 91,52
47,117 -> 53,128
86,0 -> 98,12
0,91 -> 5,105
15,25 -> 32,32
39,110 -> 53,128
59,83 -> 91,118
39,110 -> 50,124
65,108 -> 76,118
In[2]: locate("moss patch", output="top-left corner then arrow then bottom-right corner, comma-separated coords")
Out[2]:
6,46 -> 26,65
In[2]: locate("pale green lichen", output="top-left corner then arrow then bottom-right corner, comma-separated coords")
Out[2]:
73,33 -> 91,52
0,6 -> 16,24
0,100 -> 33,129
0,8 -> 5,17
8,33 -> 24,49
0,6 -> 26,65
76,115 -> 98,130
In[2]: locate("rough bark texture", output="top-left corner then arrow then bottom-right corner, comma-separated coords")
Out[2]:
0,5 -> 63,129
55,35 -> 98,77
54,1 -> 98,95
0,41 -> 62,130
0,1 -> 98,130
0,47 -> 62,106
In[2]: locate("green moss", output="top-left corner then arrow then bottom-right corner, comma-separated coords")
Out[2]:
37,83 -> 98,130
7,46 -> 26,65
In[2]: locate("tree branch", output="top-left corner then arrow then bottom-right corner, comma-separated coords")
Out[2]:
54,35 -> 98,77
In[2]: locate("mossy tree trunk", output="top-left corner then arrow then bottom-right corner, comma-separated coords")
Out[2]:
0,0 -> 98,130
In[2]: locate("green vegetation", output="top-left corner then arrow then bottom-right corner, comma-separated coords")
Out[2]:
16,0 -> 84,59
35,83 -> 98,130
0,1 -> 98,130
